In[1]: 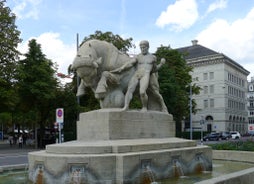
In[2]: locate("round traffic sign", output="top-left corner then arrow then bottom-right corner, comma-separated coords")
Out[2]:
57,109 -> 63,117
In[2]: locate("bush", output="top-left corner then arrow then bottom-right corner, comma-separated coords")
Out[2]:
209,140 -> 254,151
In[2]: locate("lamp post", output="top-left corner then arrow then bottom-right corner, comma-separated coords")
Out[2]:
189,77 -> 198,140
76,33 -> 80,106
190,84 -> 193,140
200,116 -> 205,145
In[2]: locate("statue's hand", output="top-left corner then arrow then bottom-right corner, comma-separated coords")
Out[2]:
160,58 -> 166,65
110,67 -> 123,73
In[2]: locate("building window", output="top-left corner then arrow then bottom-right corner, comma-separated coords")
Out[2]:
204,99 -> 208,108
228,86 -> 231,95
209,85 -> 214,94
249,85 -> 253,91
209,72 -> 214,80
203,73 -> 208,80
204,86 -> 208,94
210,99 -> 214,108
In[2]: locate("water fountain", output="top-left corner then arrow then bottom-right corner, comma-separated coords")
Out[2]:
28,110 -> 212,184
172,159 -> 185,177
2,159 -> 254,183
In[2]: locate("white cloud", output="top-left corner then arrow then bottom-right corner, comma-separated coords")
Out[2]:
197,7 -> 254,79
18,32 -> 76,75
12,0 -> 41,19
206,0 -> 227,14
155,0 -> 198,31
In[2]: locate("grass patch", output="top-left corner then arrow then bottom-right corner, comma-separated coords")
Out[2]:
209,140 -> 254,151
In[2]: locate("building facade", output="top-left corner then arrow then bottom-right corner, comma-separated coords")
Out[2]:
177,40 -> 249,134
247,78 -> 254,134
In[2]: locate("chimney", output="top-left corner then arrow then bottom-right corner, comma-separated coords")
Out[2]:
191,40 -> 198,46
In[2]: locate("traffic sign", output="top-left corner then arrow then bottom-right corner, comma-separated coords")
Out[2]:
56,108 -> 64,123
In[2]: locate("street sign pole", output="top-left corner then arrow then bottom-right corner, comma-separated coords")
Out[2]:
56,108 -> 64,144
58,122 -> 61,143
200,116 -> 205,145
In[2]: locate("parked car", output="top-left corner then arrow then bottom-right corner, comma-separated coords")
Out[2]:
203,132 -> 222,141
230,131 -> 241,139
221,131 -> 232,140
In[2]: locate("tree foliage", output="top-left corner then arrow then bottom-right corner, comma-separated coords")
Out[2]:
155,46 -> 200,132
17,39 -> 58,147
0,0 -> 21,112
83,30 -> 134,52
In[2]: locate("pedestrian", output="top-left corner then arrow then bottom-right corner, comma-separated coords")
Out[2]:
18,135 -> 23,148
8,135 -> 13,147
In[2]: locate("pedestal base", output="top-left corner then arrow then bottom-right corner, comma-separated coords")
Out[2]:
28,110 -> 212,184
77,109 -> 175,140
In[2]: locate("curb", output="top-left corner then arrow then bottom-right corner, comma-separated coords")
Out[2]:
0,164 -> 28,173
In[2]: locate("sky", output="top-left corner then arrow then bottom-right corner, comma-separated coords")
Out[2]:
6,0 -> 254,81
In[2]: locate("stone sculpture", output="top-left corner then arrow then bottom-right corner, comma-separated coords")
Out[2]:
71,39 -> 167,112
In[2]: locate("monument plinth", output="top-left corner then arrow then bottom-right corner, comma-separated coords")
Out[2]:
28,110 -> 212,184
77,109 -> 175,140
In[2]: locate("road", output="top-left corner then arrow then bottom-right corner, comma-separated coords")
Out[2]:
0,141 -> 42,168
0,153 -> 28,166
0,136 -> 253,168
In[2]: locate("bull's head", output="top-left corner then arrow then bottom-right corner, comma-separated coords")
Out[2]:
71,54 -> 102,87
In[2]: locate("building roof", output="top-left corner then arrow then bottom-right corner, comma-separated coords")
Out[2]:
176,40 -> 250,75
177,41 -> 219,60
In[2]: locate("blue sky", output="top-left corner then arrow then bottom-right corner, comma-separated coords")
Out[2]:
6,0 -> 254,81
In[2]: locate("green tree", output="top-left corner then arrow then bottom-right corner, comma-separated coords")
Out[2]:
17,39 -> 58,148
83,30 -> 134,52
155,46 -> 200,133
0,0 -> 21,112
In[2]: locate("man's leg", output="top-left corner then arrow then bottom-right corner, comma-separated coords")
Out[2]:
149,74 -> 168,113
122,78 -> 138,111
140,75 -> 150,111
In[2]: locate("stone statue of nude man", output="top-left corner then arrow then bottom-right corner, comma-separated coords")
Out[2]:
111,40 -> 168,112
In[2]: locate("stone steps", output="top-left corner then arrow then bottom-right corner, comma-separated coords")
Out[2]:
45,137 -> 197,154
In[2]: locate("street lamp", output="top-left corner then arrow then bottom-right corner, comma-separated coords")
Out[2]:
189,77 -> 198,140
190,84 -> 193,140
200,116 -> 205,145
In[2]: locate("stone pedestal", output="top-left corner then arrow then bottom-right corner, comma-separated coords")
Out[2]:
77,109 -> 175,140
28,110 -> 212,184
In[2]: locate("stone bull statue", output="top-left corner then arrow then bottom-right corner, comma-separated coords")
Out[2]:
71,39 -> 167,112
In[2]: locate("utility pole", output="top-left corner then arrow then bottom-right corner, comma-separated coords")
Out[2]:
76,33 -> 80,105
190,84 -> 193,140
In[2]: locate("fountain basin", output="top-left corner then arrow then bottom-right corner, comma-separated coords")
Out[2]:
28,139 -> 212,184
2,159 -> 254,184
28,110 -> 213,183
